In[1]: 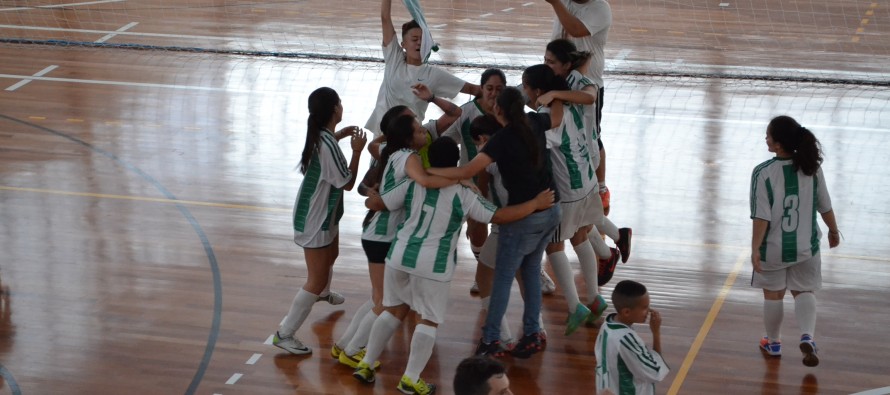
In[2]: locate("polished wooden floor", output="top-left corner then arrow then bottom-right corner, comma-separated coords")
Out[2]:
1,1 -> 890,395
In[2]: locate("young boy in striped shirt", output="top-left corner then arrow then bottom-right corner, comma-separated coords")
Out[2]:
595,280 -> 669,395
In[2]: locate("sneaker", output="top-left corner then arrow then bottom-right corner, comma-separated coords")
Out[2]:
273,331 -> 312,355
338,348 -> 381,369
600,187 -> 611,216
470,281 -> 479,294
511,332 -> 546,359
597,248 -> 620,286
617,228 -> 632,263
331,343 -> 343,359
541,269 -> 557,295
565,303 -> 592,336
586,294 -> 609,326
799,335 -> 819,367
475,338 -> 505,357
499,338 -> 517,352
317,291 -> 345,305
352,360 -> 376,383
397,375 -> 436,395
759,337 -> 781,356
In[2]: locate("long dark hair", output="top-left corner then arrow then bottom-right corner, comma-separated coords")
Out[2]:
768,115 -> 823,176
497,87 -> 540,167
480,68 -> 506,86
299,87 -> 340,174
546,39 -> 591,71
376,114 -> 418,186
523,64 -> 570,94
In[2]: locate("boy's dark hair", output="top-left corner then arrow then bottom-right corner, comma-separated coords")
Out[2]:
454,356 -> 507,395
428,137 -> 459,168
469,114 -> 502,141
612,280 -> 648,311
401,20 -> 421,38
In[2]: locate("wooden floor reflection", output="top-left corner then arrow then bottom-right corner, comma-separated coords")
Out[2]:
1,45 -> 889,395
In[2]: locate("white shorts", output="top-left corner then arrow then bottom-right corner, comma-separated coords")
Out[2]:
479,227 -> 499,269
294,224 -> 338,249
552,191 -> 596,242
383,266 -> 451,324
751,254 -> 822,292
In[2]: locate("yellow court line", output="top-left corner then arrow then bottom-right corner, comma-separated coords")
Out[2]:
667,250 -> 748,395
0,185 -> 289,213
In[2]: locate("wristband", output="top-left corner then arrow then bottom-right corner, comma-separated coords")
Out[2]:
427,94 -> 436,103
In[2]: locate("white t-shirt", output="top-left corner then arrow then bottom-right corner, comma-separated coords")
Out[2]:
365,36 -> 466,136
543,101 -> 597,202
595,314 -> 670,395
750,158 -> 832,268
441,99 -> 486,166
382,180 -> 497,282
362,149 -> 415,242
566,69 -> 601,167
292,129 -> 352,244
551,0 -> 612,88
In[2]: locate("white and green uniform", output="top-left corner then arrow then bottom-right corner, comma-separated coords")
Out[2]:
566,69 -> 600,167
478,163 -> 508,269
442,99 -> 486,166
595,313 -> 670,395
543,101 -> 596,203
362,149 -> 416,242
292,129 -> 352,248
382,180 -> 497,282
750,158 -> 832,269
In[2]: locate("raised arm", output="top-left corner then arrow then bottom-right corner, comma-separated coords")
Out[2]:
538,87 -> 596,107
368,134 -> 386,161
461,82 -> 482,97
413,83 -> 463,133
427,152 -> 492,180
547,0 -> 591,37
491,189 -> 555,224
404,153 -> 460,188
381,0 -> 397,46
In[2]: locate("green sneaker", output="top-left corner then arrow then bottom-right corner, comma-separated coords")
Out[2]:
397,375 -> 436,395
565,303 -> 591,336
586,294 -> 609,326
352,360 -> 376,384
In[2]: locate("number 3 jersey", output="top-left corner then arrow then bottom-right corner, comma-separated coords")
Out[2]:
750,158 -> 833,267
381,180 -> 497,282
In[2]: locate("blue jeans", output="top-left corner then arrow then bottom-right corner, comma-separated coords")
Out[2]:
482,205 -> 560,342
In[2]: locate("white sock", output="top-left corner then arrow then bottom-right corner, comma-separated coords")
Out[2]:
763,299 -> 784,342
279,288 -> 318,336
362,311 -> 401,365
337,299 -> 374,350
588,226 -> 612,257
500,314 -> 513,343
599,183 -> 608,193
471,244 -> 483,261
319,269 -> 334,297
404,324 -> 437,382
573,241 -> 599,302
345,308 -> 379,356
480,296 -> 490,311
601,217 -> 619,241
794,292 -> 817,338
549,251 -> 581,313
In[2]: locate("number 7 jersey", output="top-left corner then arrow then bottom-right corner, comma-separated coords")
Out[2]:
750,158 -> 833,267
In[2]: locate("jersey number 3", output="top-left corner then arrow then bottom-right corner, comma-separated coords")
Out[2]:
781,195 -> 800,232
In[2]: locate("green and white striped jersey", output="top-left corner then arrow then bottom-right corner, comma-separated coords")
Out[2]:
750,158 -> 832,267
362,149 -> 416,242
566,70 -> 601,168
441,99 -> 485,166
542,98 -> 597,202
382,180 -> 497,282
292,129 -> 352,243
595,314 -> 669,395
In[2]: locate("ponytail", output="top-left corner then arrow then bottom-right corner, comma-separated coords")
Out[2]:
523,64 -> 569,95
300,87 -> 340,174
497,87 -> 540,167
768,115 -> 823,176
546,39 -> 592,72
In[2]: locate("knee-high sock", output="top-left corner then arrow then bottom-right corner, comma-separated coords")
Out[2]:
362,311 -> 401,366
480,296 -> 490,311
279,289 -> 318,336
548,251 -> 580,313
336,299 -> 374,349
471,243 -> 483,261
588,226 -> 612,258
600,217 -> 620,241
404,324 -> 437,382
794,292 -> 817,337
345,308 -> 379,356
573,241 -> 599,302
763,299 -> 784,342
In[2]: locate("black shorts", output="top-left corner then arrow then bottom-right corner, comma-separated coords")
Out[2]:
597,137 -> 604,150
362,239 -> 391,263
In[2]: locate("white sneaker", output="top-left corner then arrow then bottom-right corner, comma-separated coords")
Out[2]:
273,331 -> 312,355
317,291 -> 345,305
541,270 -> 556,295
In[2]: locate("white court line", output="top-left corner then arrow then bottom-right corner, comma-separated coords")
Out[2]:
5,65 -> 58,92
225,373 -> 243,385
851,387 -> 890,395
522,2 -> 534,6
245,353 -> 262,365
0,0 -> 125,12
502,8 -> 515,12
431,24 -> 447,28
0,24 -> 233,41
264,334 -> 274,345
479,13 -> 493,18
95,22 -> 138,43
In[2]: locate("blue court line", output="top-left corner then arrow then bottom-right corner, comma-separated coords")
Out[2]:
0,364 -> 22,395
0,114 -> 222,395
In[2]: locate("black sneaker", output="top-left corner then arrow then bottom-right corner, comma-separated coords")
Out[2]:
597,248 -> 620,286
511,332 -> 545,359
475,339 -> 505,357
617,228 -> 632,263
